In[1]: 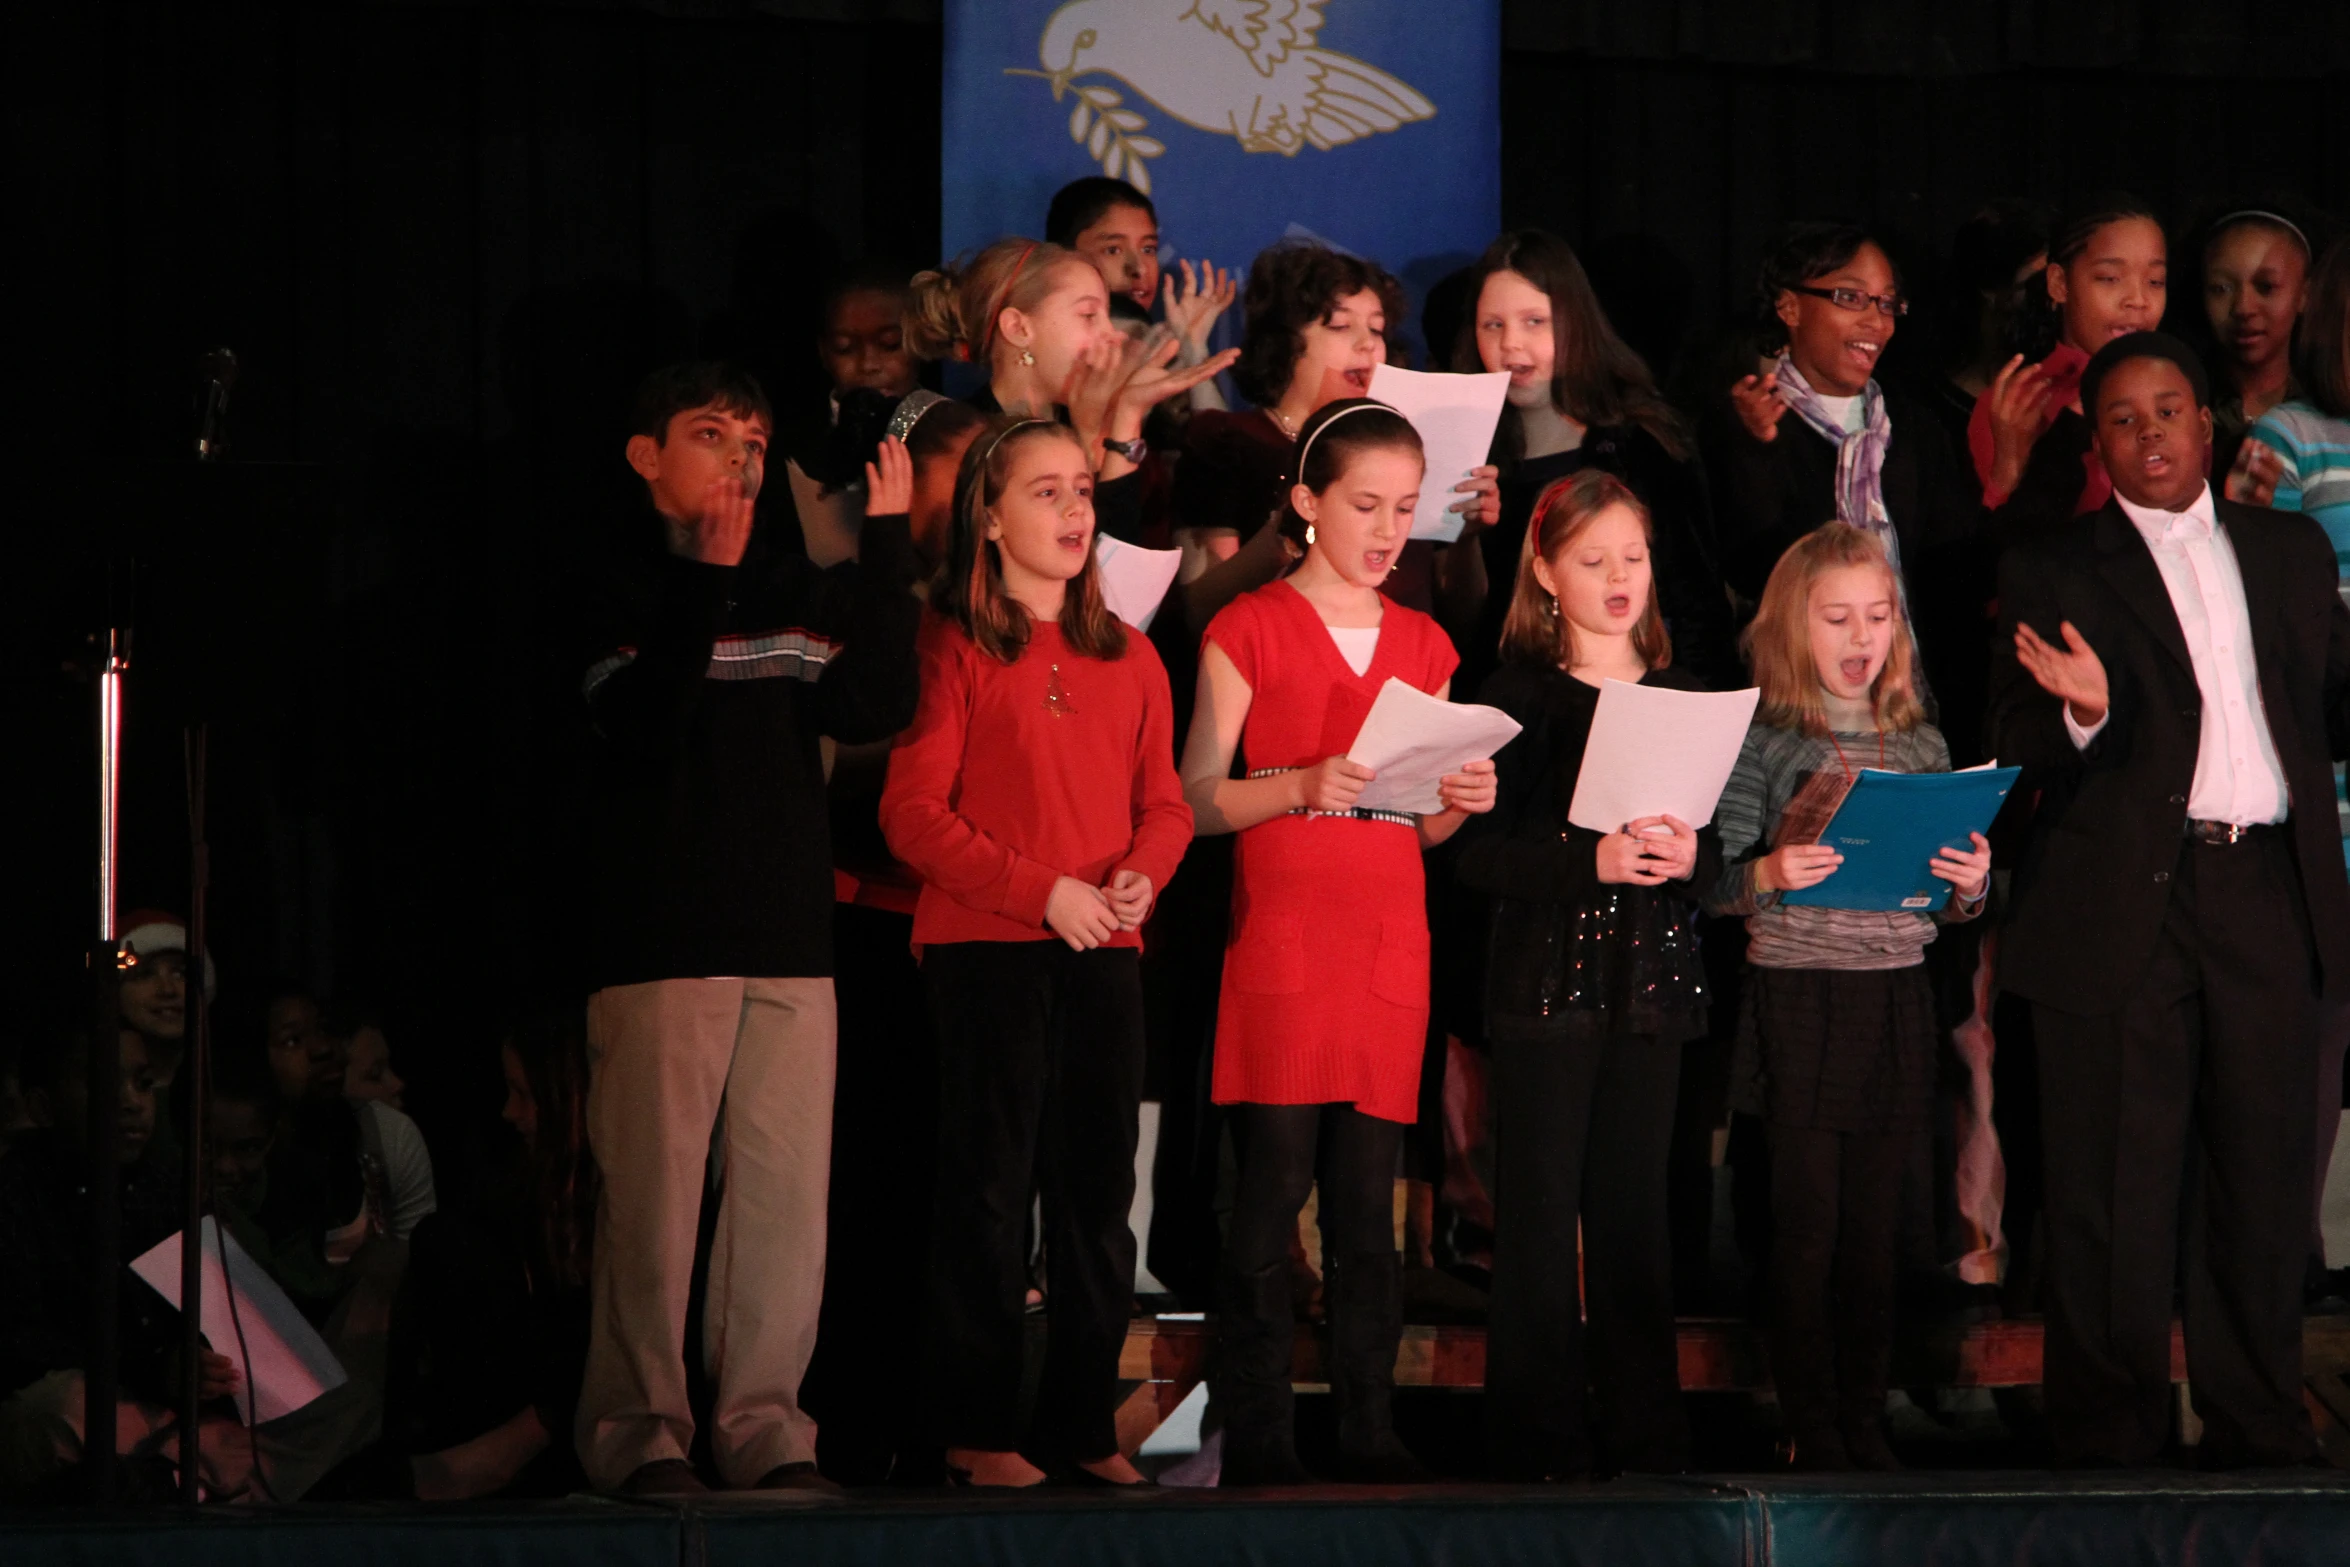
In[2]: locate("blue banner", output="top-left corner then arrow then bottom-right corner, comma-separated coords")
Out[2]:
941,1 -> 1501,363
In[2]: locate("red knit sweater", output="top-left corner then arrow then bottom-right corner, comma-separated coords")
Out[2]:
880,614 -> 1193,948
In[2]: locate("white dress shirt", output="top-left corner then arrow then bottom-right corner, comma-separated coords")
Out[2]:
2064,484 -> 2289,825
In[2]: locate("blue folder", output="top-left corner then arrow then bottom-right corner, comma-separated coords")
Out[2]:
1778,766 -> 2021,913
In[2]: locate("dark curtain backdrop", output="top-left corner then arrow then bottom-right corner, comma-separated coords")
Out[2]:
10,0 -> 2345,1120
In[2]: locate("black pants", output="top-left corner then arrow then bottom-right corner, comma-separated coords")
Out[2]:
923,941 -> 1144,1460
1486,1027 -> 1688,1477
1767,1123 -> 1909,1441
1214,1103 -> 1404,1457
2033,832 -> 2321,1466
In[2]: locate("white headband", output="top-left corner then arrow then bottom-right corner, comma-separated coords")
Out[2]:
1293,398 -> 1396,477
2212,209 -> 2312,256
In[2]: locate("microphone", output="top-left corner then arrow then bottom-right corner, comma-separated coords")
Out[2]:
195,348 -> 238,461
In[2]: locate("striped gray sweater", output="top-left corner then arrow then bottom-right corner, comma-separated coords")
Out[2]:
1706,720 -> 1984,970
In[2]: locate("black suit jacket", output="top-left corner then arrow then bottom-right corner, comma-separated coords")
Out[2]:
1988,497 -> 2350,1014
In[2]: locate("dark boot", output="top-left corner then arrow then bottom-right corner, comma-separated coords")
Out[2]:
1326,1248 -> 1432,1483
1213,1257 -> 1311,1486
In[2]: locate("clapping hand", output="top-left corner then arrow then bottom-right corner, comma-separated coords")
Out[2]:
1730,368 -> 1789,443
865,435 -> 913,516
1984,355 -> 2059,498
2223,438 -> 2284,507
2014,619 -> 2109,728
1161,259 -> 1237,352
667,475 -> 755,567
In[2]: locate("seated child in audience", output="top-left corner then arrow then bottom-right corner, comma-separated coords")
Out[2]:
1706,523 -> 1990,1472
1455,469 -> 1718,1480
881,416 -> 1191,1489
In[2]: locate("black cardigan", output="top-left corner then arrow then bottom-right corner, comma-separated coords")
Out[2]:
1455,661 -> 1721,1040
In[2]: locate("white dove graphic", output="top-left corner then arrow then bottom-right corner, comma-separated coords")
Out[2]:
1008,1 -> 1435,193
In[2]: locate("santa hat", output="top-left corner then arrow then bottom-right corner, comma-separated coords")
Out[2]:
118,909 -> 218,1000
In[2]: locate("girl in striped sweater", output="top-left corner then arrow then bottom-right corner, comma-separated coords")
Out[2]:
1705,522 -> 1991,1471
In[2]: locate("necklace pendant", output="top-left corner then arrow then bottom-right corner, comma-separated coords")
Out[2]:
1042,662 -> 1078,718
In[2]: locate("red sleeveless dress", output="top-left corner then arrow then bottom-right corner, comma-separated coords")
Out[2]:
1204,580 -> 1459,1123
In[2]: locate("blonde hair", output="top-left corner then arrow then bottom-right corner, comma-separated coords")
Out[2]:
934,417 -> 1127,665
1743,523 -> 1924,736
1498,469 -> 1671,672
906,238 -> 1087,364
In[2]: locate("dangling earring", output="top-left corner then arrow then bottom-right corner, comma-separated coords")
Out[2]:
1548,593 -> 1560,617
1019,348 -> 1036,367
1304,523 -> 1316,546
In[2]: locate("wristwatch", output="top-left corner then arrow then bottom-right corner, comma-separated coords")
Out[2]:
1102,433 -> 1149,465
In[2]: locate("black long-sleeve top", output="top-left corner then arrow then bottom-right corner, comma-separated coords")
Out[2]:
1463,426 -> 1741,698
0,1131 -> 186,1403
582,506 -> 923,989
1701,382 -> 1995,761
1454,661 -> 1721,1042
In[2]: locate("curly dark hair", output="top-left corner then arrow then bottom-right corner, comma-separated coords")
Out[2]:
1754,221 -> 1892,339
1233,242 -> 1405,407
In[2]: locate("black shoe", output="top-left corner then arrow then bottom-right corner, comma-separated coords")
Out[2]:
1781,1429 -> 1854,1472
1219,1436 -> 1316,1487
1840,1421 -> 1904,1472
618,1458 -> 709,1497
755,1461 -> 845,1497
1332,1432 -> 1435,1485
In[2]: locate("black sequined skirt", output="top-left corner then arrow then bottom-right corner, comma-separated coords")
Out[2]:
1482,891 -> 1710,1044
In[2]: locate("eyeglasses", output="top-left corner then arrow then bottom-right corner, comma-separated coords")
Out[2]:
1790,285 -> 1909,318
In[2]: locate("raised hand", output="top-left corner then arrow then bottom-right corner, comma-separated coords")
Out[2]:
1731,369 -> 1789,443
1162,258 -> 1237,352
1295,755 -> 1375,814
2014,619 -> 2109,728
1758,842 -> 1844,894
1113,330 -> 1240,423
865,434 -> 914,516
1930,831 -> 1994,902
2223,438 -> 2284,507
668,474 -> 755,566
1985,354 -> 2058,499
1450,465 -> 1502,530
1104,869 -> 1155,930
1435,758 -> 1497,815
1046,875 -> 1121,951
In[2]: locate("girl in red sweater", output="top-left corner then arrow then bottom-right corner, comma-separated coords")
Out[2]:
880,418 -> 1193,1489
1180,399 -> 1497,1484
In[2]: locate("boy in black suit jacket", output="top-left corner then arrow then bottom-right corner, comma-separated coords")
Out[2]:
1990,332 -> 2350,1467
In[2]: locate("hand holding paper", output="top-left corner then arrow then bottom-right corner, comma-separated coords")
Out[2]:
1344,678 -> 1521,815
132,1218 -> 348,1425
1366,364 -> 1511,544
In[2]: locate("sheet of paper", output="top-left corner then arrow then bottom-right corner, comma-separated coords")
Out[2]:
131,1218 -> 348,1425
1095,535 -> 1182,632
1345,677 -> 1522,814
1366,363 -> 1511,544
1567,679 -> 1762,833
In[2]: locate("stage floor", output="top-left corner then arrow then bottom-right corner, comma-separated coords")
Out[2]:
9,1470 -> 2349,1567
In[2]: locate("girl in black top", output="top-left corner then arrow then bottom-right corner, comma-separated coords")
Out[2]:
1456,468 -> 1719,1480
1451,231 -> 1737,694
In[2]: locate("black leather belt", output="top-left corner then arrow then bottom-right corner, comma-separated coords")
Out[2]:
2184,819 -> 2282,846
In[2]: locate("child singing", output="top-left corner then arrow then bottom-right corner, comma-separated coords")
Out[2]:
1705,522 -> 1990,1472
1179,398 -> 1497,1485
1455,469 -> 1718,1480
880,417 -> 1193,1489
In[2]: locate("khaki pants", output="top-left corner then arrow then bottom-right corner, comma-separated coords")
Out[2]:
578,976 -> 835,1488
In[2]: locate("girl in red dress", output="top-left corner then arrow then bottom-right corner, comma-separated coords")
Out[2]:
1179,399 -> 1497,1484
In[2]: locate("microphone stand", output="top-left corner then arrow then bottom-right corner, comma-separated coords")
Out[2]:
86,620 -> 129,1505
178,726 -> 211,1504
